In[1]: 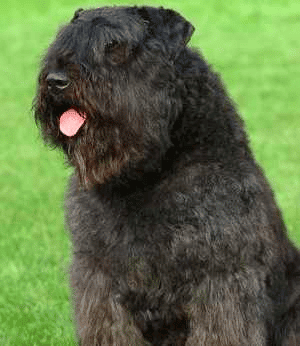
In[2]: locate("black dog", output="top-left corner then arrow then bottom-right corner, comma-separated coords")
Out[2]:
34,6 -> 300,345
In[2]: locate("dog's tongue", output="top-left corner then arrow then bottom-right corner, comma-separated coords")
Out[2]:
59,109 -> 86,137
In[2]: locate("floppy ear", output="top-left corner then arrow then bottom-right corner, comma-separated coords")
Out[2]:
137,7 -> 195,59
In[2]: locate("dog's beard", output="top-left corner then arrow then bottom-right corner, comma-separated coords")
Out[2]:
67,124 -> 142,189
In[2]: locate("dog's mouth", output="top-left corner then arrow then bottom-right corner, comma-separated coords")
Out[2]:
59,108 -> 86,137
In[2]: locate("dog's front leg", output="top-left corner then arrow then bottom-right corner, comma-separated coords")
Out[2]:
70,255 -> 149,346
185,276 -> 268,346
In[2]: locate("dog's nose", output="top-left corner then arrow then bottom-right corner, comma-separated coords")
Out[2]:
46,72 -> 70,90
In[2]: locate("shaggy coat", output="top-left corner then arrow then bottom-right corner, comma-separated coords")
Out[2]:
34,6 -> 300,345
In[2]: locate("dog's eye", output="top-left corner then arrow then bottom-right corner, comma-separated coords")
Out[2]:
105,40 -> 120,51
105,41 -> 129,64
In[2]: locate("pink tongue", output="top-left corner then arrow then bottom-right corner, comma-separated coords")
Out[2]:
59,109 -> 86,137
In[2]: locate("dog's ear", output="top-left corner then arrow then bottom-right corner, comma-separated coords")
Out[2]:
137,7 -> 195,57
71,8 -> 84,22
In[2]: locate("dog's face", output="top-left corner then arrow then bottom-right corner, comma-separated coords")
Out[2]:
33,7 -> 195,188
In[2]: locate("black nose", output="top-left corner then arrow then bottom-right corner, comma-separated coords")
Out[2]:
46,72 -> 69,90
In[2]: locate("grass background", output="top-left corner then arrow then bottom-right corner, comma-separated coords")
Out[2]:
1,0 -> 300,344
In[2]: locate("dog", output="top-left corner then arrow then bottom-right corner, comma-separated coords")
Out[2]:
33,6 -> 300,345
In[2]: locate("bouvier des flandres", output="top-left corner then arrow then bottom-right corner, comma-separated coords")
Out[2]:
33,6 -> 300,345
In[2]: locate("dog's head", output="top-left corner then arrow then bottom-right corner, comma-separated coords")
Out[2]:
33,7 -> 200,189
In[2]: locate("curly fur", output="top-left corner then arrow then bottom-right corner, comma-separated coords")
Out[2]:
33,6 -> 300,345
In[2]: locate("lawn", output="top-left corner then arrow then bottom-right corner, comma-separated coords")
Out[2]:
1,0 -> 299,344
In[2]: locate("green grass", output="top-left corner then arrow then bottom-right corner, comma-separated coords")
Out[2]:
1,0 -> 300,344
